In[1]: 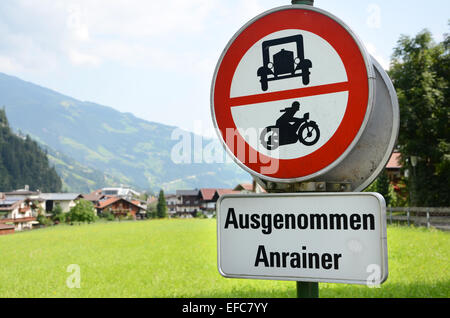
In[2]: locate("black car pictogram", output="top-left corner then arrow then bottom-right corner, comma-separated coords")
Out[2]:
257,34 -> 312,91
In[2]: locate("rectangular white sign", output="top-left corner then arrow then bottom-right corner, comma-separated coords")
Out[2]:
217,192 -> 388,285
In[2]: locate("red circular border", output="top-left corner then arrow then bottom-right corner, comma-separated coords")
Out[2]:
213,8 -> 369,180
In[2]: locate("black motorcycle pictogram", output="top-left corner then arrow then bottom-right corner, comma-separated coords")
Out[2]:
260,101 -> 320,151
257,34 -> 312,91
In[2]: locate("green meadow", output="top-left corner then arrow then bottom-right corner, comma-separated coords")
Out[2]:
0,219 -> 448,298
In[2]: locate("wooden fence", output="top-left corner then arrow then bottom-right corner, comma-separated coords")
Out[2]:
387,207 -> 450,230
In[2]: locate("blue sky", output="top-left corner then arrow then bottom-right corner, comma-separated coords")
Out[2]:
0,0 -> 448,135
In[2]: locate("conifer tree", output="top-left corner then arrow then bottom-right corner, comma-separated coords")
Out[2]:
156,189 -> 167,219
0,108 -> 62,192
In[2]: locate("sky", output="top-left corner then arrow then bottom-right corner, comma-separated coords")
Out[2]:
0,0 -> 448,136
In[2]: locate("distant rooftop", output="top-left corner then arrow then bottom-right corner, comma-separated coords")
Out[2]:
0,199 -> 21,211
5,194 -> 29,201
216,189 -> 240,196
39,193 -> 82,201
0,199 -> 21,204
176,190 -> 200,196
199,188 -> 217,201
101,187 -> 140,197
4,190 -> 38,196
386,152 -> 402,169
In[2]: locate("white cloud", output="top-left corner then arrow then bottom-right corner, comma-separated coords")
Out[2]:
67,49 -> 100,67
0,56 -> 21,73
80,0 -> 218,38
0,0 -> 222,71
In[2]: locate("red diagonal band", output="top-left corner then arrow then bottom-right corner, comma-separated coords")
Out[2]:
229,81 -> 350,107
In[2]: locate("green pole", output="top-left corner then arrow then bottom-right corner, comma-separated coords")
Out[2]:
297,282 -> 319,298
291,0 -> 319,299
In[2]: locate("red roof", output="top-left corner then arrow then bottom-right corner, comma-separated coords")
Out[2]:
96,196 -> 121,209
386,152 -> 402,169
131,200 -> 142,207
216,189 -> 240,196
82,189 -> 104,202
200,188 -> 217,201
96,197 -> 143,210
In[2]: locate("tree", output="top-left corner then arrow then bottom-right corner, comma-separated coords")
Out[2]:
51,204 -> 65,224
146,203 -> 157,219
33,201 -> 49,226
366,170 -> 392,207
389,28 -> 450,206
375,170 -> 392,207
156,189 -> 167,218
67,199 -> 96,224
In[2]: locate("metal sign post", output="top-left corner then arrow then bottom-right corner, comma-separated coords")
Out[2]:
292,0 -> 314,6
292,0 -> 318,300
293,1 -> 317,298
294,185 -> 319,298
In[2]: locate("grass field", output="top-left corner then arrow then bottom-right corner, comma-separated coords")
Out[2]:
0,219 -> 448,298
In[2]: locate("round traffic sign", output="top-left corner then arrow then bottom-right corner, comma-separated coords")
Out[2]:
211,5 -> 375,182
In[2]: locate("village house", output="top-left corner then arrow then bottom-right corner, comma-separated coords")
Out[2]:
165,194 -> 179,216
96,196 -> 146,219
38,193 -> 83,214
386,151 -> 402,182
198,189 -> 217,214
0,196 -> 37,232
169,186 -> 255,218
175,189 -> 201,217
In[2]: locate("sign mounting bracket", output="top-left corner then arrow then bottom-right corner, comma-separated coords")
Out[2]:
256,179 -> 352,193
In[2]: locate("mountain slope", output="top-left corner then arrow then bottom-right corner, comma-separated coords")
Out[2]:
44,145 -> 130,193
0,72 -> 250,192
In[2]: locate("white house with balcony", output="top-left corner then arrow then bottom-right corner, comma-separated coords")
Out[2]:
0,197 -> 37,231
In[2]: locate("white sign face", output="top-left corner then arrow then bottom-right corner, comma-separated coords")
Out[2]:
230,29 -> 348,160
217,193 -> 388,285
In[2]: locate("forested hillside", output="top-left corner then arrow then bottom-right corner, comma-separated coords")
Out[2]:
0,108 -> 62,192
